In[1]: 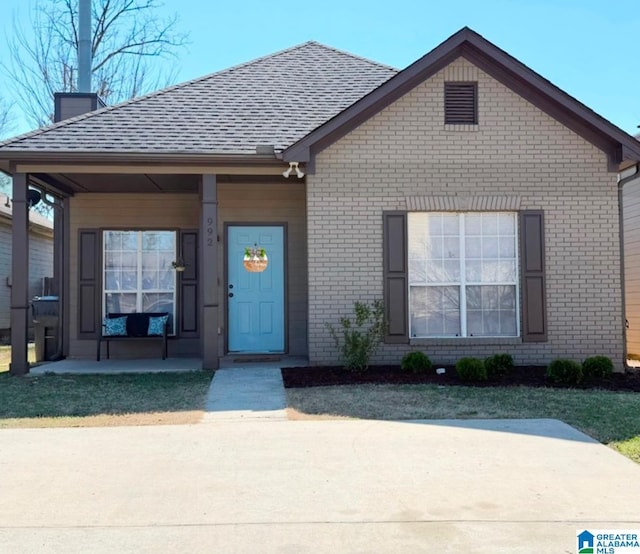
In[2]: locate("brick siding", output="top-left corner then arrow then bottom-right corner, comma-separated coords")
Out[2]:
307,58 -> 623,368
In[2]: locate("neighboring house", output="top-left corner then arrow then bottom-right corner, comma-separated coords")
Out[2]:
0,194 -> 54,341
622,135 -> 640,357
1,27 -> 640,374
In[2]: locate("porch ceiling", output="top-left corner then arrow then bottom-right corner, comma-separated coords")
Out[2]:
30,172 -> 298,195
43,173 -> 201,193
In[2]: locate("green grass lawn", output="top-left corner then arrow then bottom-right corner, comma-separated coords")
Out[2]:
286,384 -> 640,463
0,370 -> 214,427
2,342 -> 638,464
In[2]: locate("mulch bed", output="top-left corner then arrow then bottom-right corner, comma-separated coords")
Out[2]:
281,365 -> 640,392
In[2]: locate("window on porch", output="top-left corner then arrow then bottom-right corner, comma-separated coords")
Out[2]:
103,230 -> 177,332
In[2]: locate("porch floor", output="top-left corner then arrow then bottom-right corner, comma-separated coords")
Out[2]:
30,357 -> 204,375
29,356 -> 308,375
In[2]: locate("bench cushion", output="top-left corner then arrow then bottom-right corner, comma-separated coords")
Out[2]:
148,314 -> 169,336
104,312 -> 169,337
104,316 -> 127,336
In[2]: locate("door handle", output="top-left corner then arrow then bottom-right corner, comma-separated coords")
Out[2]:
228,292 -> 234,298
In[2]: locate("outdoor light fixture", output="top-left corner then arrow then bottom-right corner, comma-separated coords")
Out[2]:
282,161 -> 304,179
27,189 -> 42,208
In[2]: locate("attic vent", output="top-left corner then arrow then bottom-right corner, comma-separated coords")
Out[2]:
444,82 -> 478,125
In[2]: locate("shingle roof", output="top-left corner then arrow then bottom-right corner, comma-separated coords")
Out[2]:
0,42 -> 397,156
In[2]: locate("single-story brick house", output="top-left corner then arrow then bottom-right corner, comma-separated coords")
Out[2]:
2,27 -> 640,374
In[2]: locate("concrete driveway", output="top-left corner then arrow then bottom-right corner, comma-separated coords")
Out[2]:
1,418 -> 639,553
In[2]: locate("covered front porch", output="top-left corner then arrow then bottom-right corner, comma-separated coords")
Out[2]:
7,161 -> 308,376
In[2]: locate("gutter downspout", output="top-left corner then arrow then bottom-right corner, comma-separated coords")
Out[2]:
618,163 -> 640,370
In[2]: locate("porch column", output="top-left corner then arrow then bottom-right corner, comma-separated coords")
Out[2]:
53,197 -> 69,358
200,174 -> 219,369
10,173 -> 30,375
62,197 -> 70,357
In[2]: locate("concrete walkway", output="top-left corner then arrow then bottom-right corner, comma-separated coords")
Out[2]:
201,356 -> 306,421
203,366 -> 287,421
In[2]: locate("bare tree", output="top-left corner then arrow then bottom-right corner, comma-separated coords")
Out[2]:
4,0 -> 188,127
0,95 -> 14,139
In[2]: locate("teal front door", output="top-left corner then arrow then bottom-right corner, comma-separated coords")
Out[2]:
227,225 -> 285,353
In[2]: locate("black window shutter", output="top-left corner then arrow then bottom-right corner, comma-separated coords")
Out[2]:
77,229 -> 100,338
445,82 -> 478,124
520,211 -> 547,342
179,230 -> 199,337
383,211 -> 409,343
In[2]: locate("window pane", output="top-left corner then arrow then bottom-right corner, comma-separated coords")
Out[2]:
442,214 -> 459,235
443,260 -> 460,281
429,237 -> 443,259
466,260 -> 481,282
142,292 -> 174,313
482,236 -> 499,258
482,213 -> 498,234
142,269 -> 159,290
411,286 -> 460,337
426,286 -> 460,336
106,293 -> 137,313
500,312 -> 517,335
465,236 -> 481,256
427,261 -> 443,283
466,285 -> 516,336
409,286 -> 427,338
442,237 -> 459,259
428,216 -> 443,235
121,270 -> 137,291
499,286 -> 516,309
466,214 -> 482,235
105,270 -> 121,290
499,237 -> 515,258
409,259 -> 427,284
498,213 -> 515,234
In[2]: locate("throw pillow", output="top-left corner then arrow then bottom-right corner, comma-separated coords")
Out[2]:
104,316 -> 127,336
148,315 -> 168,336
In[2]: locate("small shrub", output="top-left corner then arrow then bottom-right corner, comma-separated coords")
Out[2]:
484,353 -> 514,379
401,351 -> 432,373
582,356 -> 614,379
455,357 -> 487,381
546,359 -> 583,385
326,300 -> 386,372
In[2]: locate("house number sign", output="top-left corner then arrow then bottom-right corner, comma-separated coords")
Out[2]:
206,217 -> 215,248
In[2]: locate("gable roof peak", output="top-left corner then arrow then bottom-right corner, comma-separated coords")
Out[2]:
284,26 -> 640,169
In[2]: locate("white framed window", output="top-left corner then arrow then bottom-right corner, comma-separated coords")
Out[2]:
103,230 -> 177,332
408,212 -> 519,338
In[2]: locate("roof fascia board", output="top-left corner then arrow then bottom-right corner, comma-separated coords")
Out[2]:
0,151 -> 281,164
1,152 -> 286,176
15,163 -> 286,176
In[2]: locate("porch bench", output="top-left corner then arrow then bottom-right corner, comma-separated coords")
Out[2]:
96,312 -> 169,361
